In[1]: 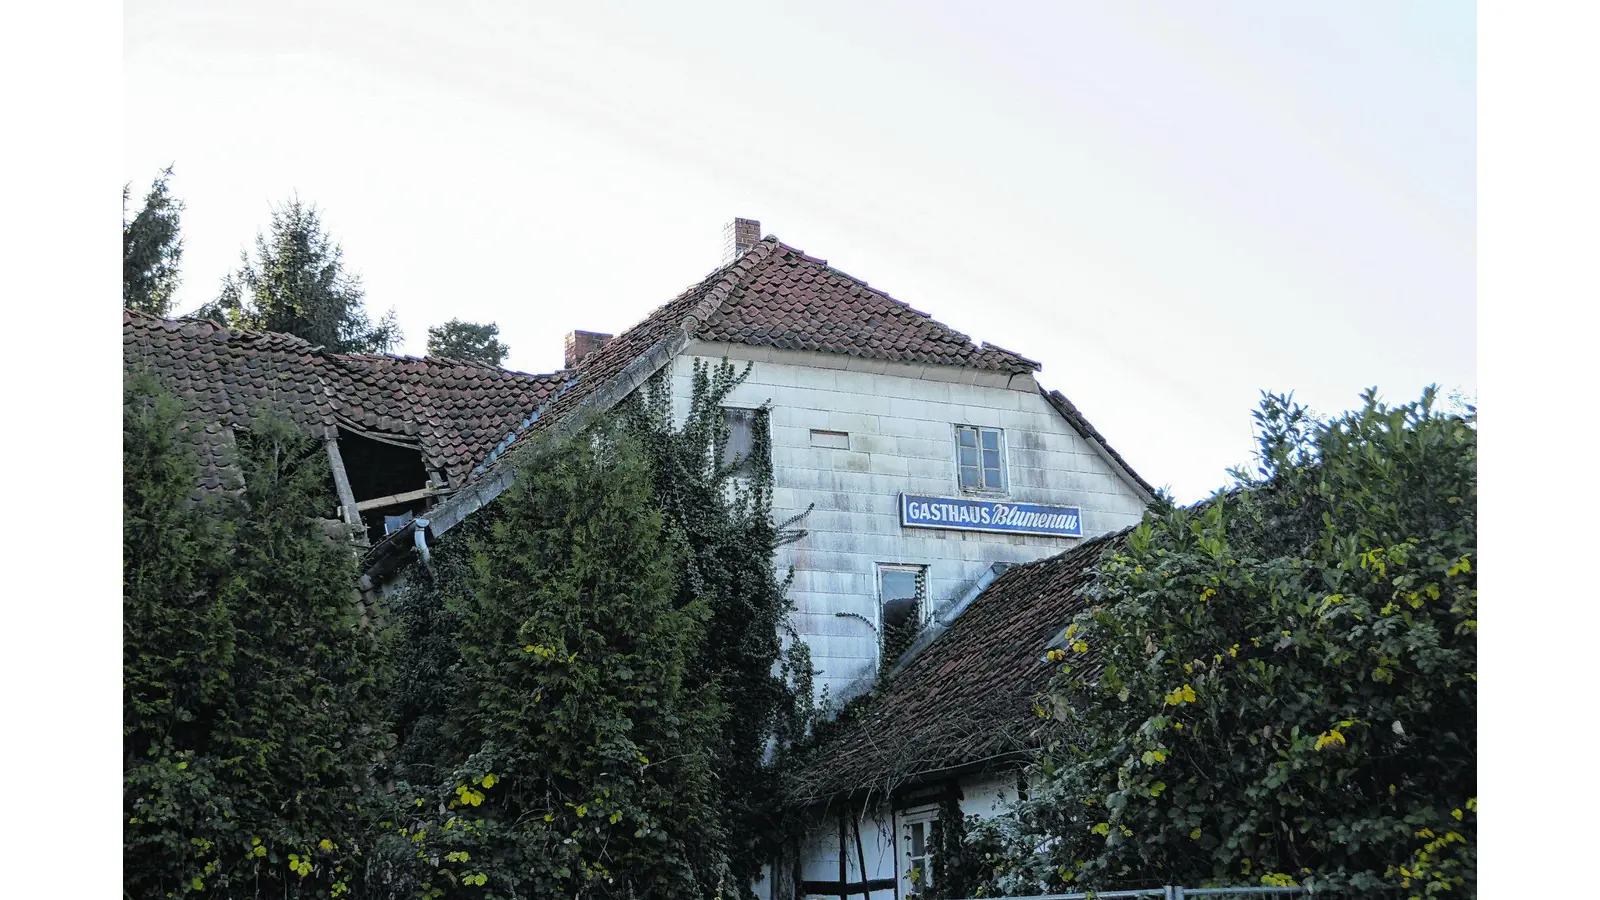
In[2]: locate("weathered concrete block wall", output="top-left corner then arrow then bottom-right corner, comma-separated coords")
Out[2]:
668,343 -> 1149,702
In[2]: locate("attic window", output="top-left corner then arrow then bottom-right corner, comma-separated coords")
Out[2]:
878,564 -> 927,667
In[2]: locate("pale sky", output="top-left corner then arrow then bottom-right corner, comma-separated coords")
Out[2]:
123,0 -> 1475,503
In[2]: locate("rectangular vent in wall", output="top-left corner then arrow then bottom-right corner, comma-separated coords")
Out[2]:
809,429 -> 850,449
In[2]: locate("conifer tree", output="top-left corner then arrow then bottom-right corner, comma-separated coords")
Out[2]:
202,198 -> 401,353
382,423 -> 732,898
123,166 -> 184,315
123,375 -> 392,898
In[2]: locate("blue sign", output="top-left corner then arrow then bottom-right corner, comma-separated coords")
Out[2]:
900,494 -> 1083,538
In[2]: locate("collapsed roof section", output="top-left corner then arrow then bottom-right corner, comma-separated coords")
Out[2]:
123,309 -> 569,488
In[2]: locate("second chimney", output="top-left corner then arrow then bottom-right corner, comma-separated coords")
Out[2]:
564,330 -> 613,369
722,217 -> 761,264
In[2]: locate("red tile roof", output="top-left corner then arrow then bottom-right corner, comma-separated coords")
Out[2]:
780,529 -> 1128,806
122,309 -> 568,488
124,231 -> 1152,575
696,240 -> 1040,373
471,237 -> 1052,478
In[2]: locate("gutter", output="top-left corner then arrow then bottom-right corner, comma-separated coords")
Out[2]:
833,561 -> 1015,705
884,561 -> 1013,680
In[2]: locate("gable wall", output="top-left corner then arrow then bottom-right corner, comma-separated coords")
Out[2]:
668,344 -> 1149,702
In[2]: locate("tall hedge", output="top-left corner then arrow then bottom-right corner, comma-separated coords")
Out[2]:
968,388 -> 1476,897
375,422 -> 730,898
123,375 -> 393,899
381,360 -> 813,899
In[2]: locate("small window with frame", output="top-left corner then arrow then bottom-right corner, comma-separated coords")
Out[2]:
901,808 -> 937,896
878,564 -> 928,666
719,407 -> 767,473
955,424 -> 1006,493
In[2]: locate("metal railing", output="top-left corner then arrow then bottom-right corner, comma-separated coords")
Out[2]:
954,888 -> 1313,900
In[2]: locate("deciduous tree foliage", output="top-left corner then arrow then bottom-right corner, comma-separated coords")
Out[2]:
201,199 -> 401,354
967,388 -> 1476,897
123,375 -> 393,899
123,166 -> 185,316
426,319 -> 510,367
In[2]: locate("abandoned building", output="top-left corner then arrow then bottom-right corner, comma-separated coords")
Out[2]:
122,217 -> 1159,900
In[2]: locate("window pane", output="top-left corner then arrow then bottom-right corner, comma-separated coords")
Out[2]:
957,427 -> 978,449
984,467 -> 1003,490
959,465 -> 980,488
982,449 -> 1000,470
910,822 -> 925,856
721,408 -> 756,468
980,429 -> 1000,451
882,570 -> 920,601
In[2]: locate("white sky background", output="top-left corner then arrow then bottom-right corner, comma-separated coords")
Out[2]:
123,0 -> 1475,503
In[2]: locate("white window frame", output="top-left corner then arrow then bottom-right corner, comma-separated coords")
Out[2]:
953,424 -> 1008,495
719,406 -> 765,472
876,563 -> 929,672
898,805 -> 939,897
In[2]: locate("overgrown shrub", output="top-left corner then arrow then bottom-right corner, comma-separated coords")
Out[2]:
123,374 -> 393,899
380,360 -> 814,899
968,388 -> 1476,897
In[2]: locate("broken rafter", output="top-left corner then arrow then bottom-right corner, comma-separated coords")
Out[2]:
325,439 -> 362,528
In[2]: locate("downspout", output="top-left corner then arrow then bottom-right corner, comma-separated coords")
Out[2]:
412,517 -> 432,571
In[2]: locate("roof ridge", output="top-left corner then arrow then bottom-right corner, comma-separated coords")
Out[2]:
769,241 -> 933,320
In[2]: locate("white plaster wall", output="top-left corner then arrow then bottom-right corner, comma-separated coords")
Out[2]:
789,769 -> 1024,900
667,347 -> 1150,702
797,806 -> 898,900
958,772 -> 1019,818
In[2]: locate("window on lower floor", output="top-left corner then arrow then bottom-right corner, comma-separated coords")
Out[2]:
879,564 -> 928,667
903,812 -> 935,895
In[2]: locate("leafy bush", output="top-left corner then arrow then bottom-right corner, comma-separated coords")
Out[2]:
968,388 -> 1476,897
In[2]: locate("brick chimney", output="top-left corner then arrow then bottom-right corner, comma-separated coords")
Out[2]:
722,217 -> 761,265
563,330 -> 612,369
